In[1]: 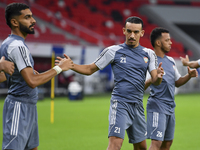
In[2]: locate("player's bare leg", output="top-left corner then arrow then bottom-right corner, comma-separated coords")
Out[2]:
133,140 -> 147,150
148,140 -> 162,150
160,140 -> 173,150
31,147 -> 38,150
107,136 -> 123,150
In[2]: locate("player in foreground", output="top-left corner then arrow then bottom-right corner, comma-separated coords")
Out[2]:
0,3 -> 74,150
0,56 -> 14,75
145,27 -> 198,150
58,16 -> 164,150
180,55 -> 200,68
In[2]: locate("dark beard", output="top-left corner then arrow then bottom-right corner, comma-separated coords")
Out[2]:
19,22 -> 35,34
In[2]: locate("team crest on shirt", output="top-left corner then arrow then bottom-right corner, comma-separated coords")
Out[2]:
143,57 -> 148,63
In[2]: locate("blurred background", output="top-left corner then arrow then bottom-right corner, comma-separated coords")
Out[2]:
0,0 -> 200,99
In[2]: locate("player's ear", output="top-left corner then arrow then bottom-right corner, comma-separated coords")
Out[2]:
10,18 -> 19,28
140,30 -> 144,37
123,27 -> 126,35
156,40 -> 161,47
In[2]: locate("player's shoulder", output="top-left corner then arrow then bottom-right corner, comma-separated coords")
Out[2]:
9,39 -> 25,47
107,45 -> 122,51
142,47 -> 156,57
166,55 -> 176,64
142,47 -> 154,53
2,35 -> 25,47
101,45 -> 122,55
6,38 -> 27,54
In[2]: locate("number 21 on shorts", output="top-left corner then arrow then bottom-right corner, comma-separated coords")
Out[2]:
114,127 -> 120,133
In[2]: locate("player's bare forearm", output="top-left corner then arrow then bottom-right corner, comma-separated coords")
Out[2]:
187,61 -> 199,68
72,64 -> 91,75
180,55 -> 200,68
175,75 -> 190,87
175,67 -> 198,87
0,72 -> 7,83
62,54 -> 98,75
152,77 -> 162,86
72,63 -> 99,75
21,57 -> 74,88
144,78 -> 152,90
21,67 -> 58,88
183,61 -> 199,68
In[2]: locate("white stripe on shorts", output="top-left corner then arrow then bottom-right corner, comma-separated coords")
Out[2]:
10,102 -> 21,136
152,112 -> 159,128
110,100 -> 118,125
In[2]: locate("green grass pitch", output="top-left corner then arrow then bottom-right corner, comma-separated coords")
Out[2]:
0,93 -> 200,150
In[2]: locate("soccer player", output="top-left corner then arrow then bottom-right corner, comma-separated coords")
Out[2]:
145,27 -> 198,150
58,16 -> 164,150
0,56 -> 14,75
0,3 -> 74,150
180,55 -> 200,68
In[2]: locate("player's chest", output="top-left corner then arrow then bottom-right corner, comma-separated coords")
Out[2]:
159,60 -> 175,79
114,51 -> 149,70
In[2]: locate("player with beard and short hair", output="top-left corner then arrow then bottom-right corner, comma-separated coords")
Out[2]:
145,27 -> 198,150
0,3 -> 74,150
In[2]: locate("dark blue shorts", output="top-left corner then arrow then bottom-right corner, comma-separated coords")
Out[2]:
147,112 -> 175,141
2,98 -> 39,150
108,99 -> 147,144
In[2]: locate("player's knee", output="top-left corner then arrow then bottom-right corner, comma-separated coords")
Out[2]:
133,140 -> 147,150
149,140 -> 162,150
107,144 -> 122,150
107,136 -> 123,150
135,145 -> 147,150
160,140 -> 173,150
107,142 -> 122,150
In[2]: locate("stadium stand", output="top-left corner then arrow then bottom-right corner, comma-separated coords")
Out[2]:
1,0 -> 200,95
0,0 -> 193,58
0,5 -> 81,45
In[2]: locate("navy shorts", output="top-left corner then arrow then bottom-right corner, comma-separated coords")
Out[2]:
147,112 -> 175,141
2,98 -> 39,150
108,99 -> 147,144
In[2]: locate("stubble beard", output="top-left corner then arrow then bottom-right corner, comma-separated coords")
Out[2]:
161,43 -> 170,54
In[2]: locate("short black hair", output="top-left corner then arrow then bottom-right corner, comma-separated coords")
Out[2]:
150,27 -> 169,47
125,16 -> 143,29
5,3 -> 29,28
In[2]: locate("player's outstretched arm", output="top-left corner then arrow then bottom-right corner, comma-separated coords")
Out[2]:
150,62 -> 164,86
175,66 -> 198,87
21,56 -> 74,89
0,56 -> 15,75
180,55 -> 200,68
60,54 -> 99,75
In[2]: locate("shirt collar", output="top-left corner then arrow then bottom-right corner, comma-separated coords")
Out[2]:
9,34 -> 25,42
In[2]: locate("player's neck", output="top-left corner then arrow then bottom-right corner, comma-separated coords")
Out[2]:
11,29 -> 27,39
154,48 -> 165,58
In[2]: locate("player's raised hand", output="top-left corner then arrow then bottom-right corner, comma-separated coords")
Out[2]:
180,55 -> 189,66
187,66 -> 198,78
63,54 -> 70,59
157,62 -> 164,78
55,55 -> 74,71
0,56 -> 15,75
